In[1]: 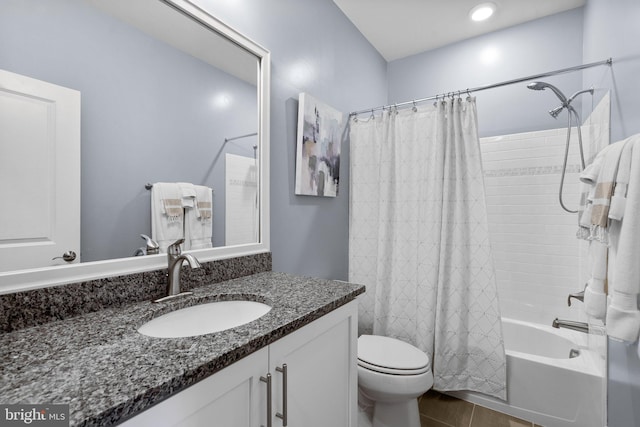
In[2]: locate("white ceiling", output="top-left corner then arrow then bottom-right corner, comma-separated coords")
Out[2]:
332,0 -> 586,61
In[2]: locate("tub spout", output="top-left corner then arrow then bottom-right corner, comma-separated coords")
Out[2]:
552,318 -> 589,333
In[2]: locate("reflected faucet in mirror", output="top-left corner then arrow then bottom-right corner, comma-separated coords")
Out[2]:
154,239 -> 201,303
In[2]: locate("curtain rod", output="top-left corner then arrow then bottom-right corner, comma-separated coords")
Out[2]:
224,132 -> 257,143
349,57 -> 613,117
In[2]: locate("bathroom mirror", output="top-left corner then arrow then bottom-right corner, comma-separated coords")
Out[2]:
0,0 -> 270,291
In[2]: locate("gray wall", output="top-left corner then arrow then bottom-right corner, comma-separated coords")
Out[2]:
0,0 -> 257,261
192,0 -> 388,280
582,1 -> 640,426
387,8 -> 585,138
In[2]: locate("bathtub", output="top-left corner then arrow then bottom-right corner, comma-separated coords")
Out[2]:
448,318 -> 605,427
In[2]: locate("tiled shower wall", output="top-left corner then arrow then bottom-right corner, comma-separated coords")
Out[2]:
480,94 -> 610,325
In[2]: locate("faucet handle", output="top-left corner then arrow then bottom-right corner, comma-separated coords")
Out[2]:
168,239 -> 185,255
567,288 -> 586,306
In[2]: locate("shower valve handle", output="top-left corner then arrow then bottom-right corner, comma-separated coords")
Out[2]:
567,289 -> 585,306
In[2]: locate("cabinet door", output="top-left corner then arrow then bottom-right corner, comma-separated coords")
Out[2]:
120,347 -> 269,427
268,301 -> 358,427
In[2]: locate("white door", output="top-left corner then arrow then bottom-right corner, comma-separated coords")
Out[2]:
0,69 -> 80,272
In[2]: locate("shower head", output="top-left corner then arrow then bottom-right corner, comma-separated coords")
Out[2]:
526,81 -> 568,104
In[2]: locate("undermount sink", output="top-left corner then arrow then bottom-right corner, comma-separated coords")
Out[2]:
138,300 -> 272,338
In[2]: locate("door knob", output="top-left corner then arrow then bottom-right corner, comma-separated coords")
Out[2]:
52,251 -> 77,262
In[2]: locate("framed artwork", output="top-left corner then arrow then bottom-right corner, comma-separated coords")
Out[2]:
295,93 -> 343,197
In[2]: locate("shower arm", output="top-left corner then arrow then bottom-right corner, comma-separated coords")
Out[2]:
567,87 -> 595,106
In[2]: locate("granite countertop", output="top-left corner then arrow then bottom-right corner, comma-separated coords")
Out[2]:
0,272 -> 364,426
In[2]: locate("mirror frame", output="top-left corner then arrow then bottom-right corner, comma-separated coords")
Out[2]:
0,0 -> 270,294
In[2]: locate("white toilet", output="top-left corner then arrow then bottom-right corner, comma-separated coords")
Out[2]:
357,335 -> 434,427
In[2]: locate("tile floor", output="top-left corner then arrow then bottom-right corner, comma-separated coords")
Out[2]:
419,390 -> 543,427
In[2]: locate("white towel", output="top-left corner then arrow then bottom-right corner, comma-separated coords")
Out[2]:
584,241 -> 608,320
588,140 -> 627,244
185,185 -> 213,250
608,140 -> 634,220
606,135 -> 640,342
577,144 -> 612,239
178,182 -> 197,209
151,182 -> 184,253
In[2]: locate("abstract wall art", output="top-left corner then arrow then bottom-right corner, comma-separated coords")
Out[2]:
295,93 -> 343,197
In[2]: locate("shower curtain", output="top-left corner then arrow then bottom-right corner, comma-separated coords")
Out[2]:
349,98 -> 507,399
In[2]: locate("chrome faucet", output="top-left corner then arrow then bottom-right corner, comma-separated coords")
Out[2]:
154,238 -> 201,303
552,318 -> 589,333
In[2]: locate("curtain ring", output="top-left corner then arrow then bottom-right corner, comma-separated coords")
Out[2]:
370,109 -> 375,120
412,100 -> 418,112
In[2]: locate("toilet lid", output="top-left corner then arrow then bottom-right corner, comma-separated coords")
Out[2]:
357,335 -> 430,375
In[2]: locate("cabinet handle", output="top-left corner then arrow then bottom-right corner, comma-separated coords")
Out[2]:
276,364 -> 288,426
260,373 -> 272,427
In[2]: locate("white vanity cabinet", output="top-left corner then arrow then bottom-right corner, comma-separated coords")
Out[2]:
120,300 -> 358,427
119,347 -> 268,427
268,300 -> 358,427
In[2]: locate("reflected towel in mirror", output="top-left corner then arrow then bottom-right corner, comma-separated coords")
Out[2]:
151,183 -> 184,253
185,185 -> 213,250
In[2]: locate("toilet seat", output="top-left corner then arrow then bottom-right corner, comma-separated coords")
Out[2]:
358,335 -> 430,376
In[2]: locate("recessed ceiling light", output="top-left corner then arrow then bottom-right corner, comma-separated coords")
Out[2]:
469,2 -> 496,22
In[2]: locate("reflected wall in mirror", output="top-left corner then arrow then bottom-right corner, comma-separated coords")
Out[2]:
0,0 -> 270,291
0,0 -> 268,277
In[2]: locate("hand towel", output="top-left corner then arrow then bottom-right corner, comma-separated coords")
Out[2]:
178,182 -> 197,209
577,144 -> 611,240
151,182 -> 184,253
185,185 -> 213,250
589,140 -> 627,244
608,139 -> 634,220
606,135 -> 640,342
